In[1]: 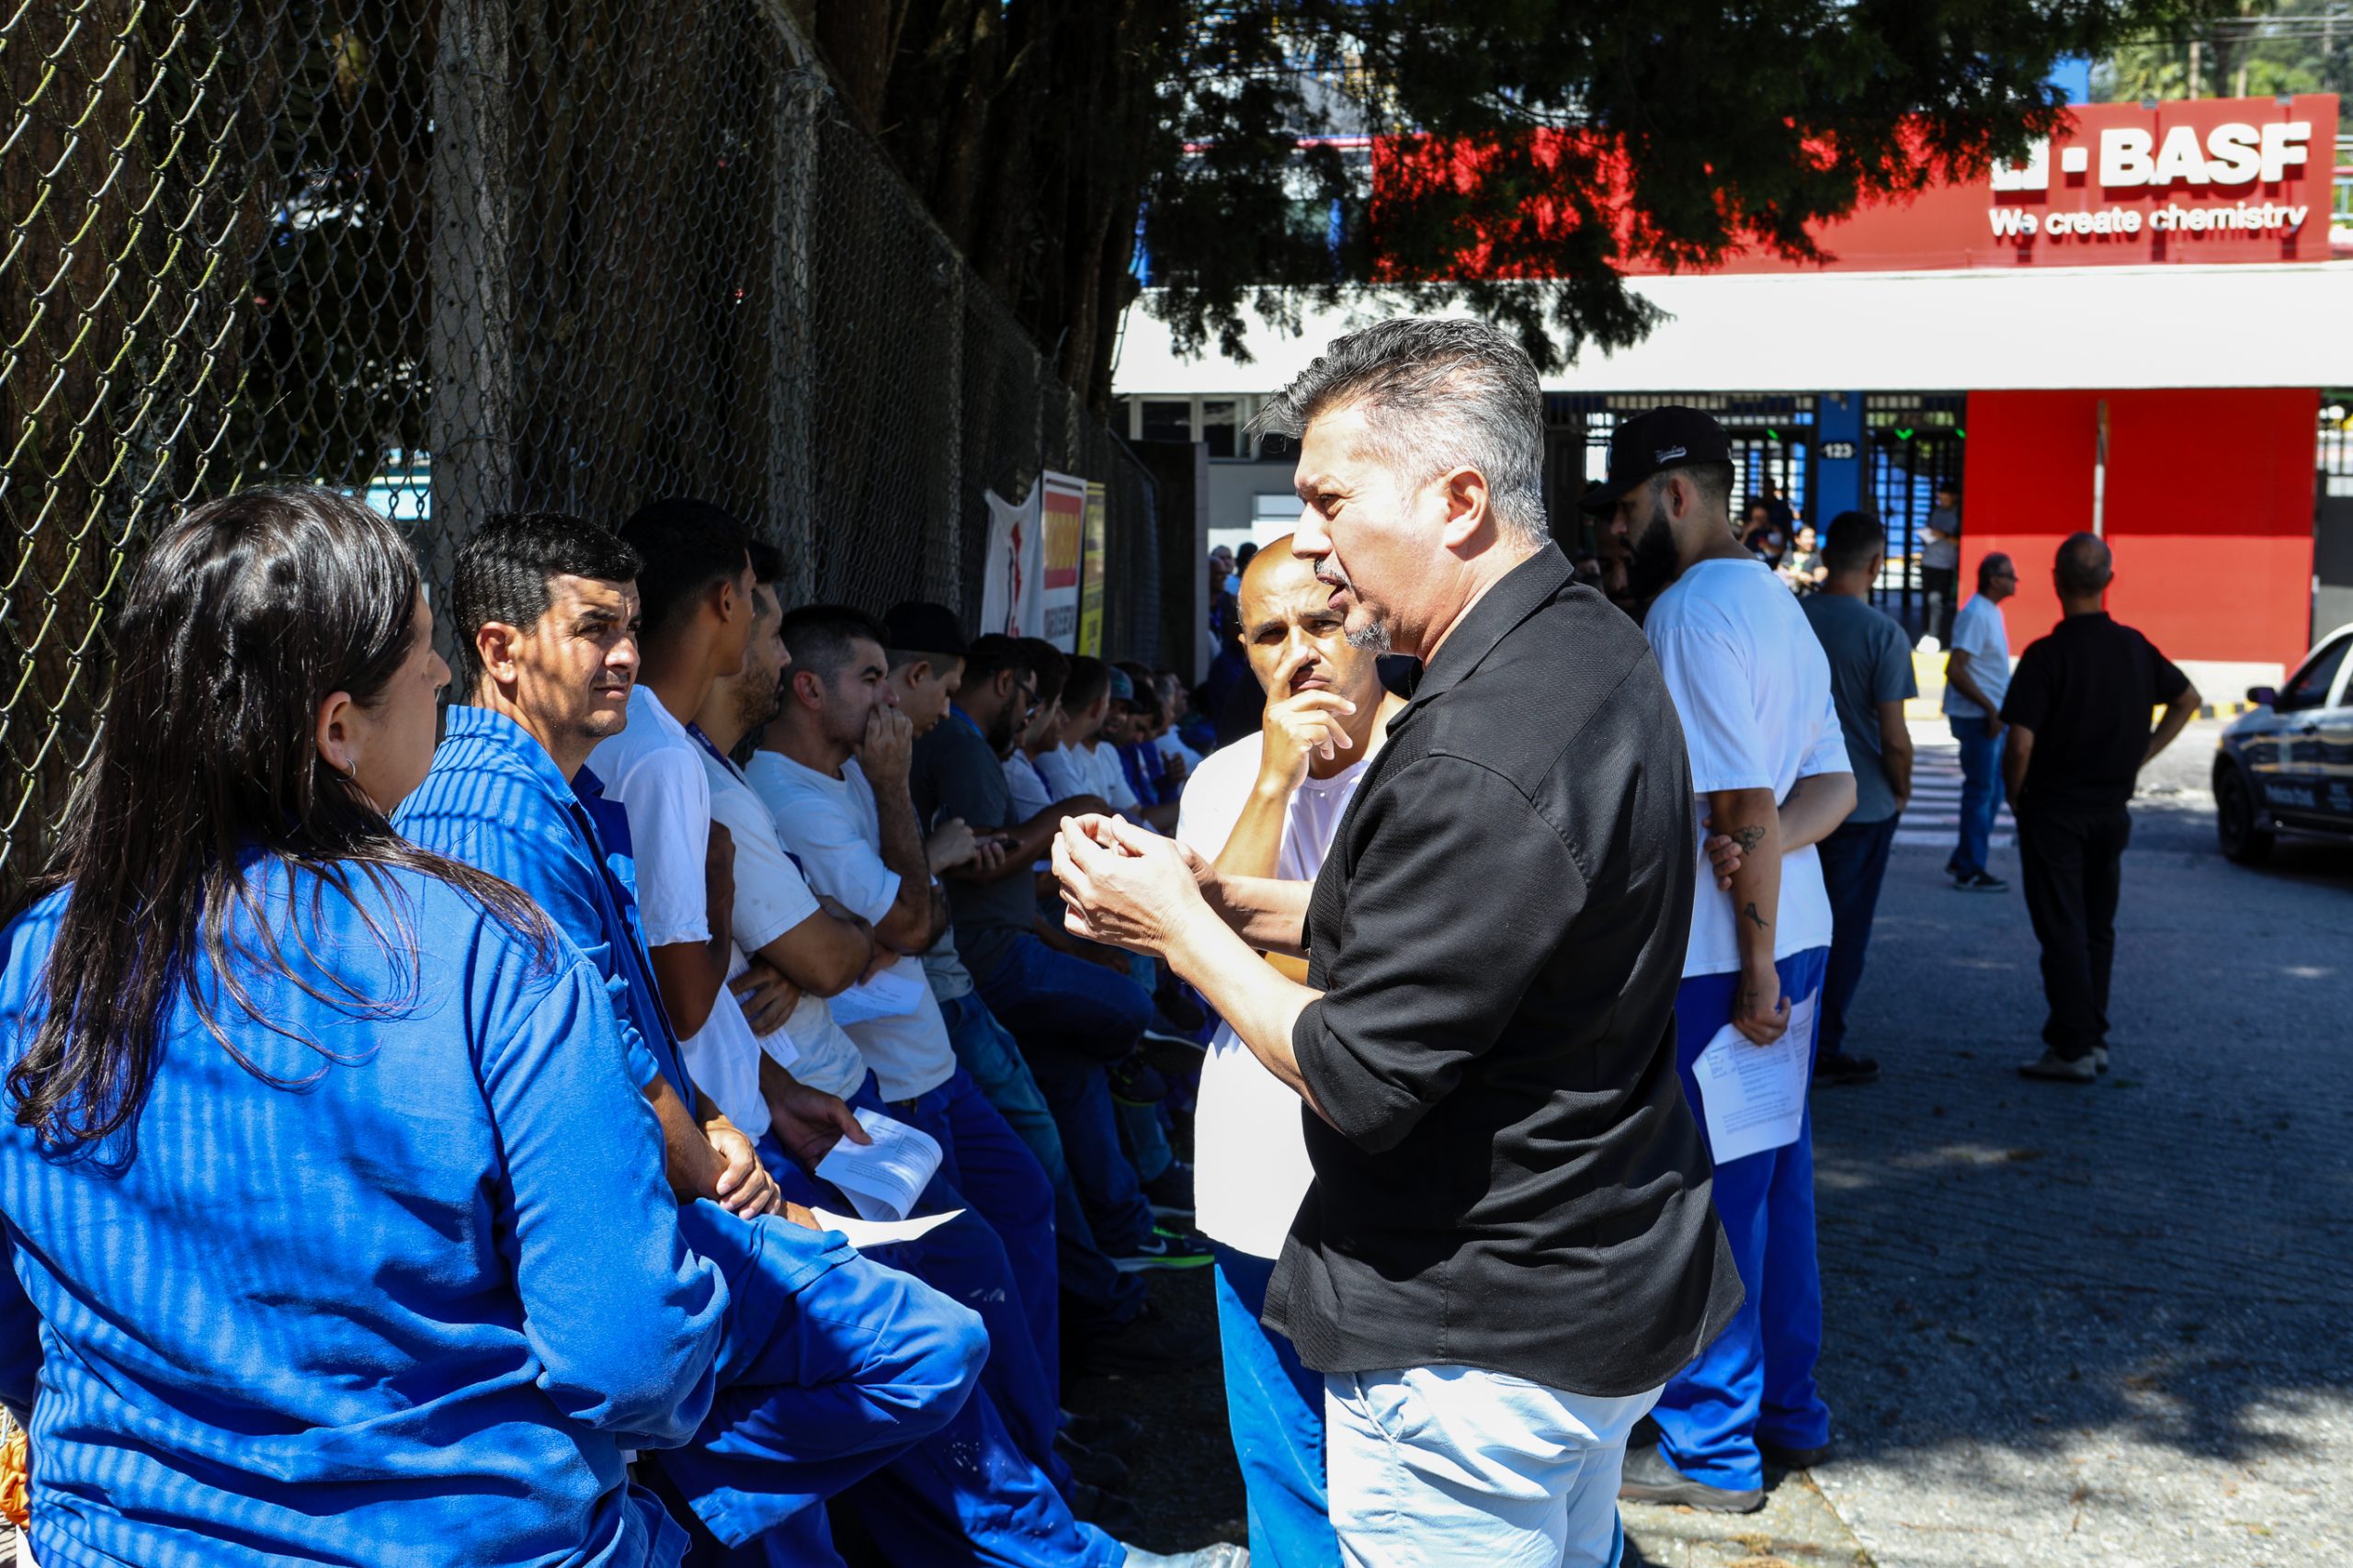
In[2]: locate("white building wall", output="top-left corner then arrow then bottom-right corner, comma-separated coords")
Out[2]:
1113,262 -> 2353,398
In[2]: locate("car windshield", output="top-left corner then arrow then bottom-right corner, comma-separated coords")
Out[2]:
2278,634 -> 2349,713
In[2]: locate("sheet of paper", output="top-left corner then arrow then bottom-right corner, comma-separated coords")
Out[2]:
814,1108 -> 944,1222
808,1207 -> 962,1251
1691,991 -> 1819,1165
826,966 -> 928,1028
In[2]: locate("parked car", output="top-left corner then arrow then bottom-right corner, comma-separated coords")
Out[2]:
2212,622 -> 2353,863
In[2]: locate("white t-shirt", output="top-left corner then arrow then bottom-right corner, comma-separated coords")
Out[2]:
1644,558 -> 1848,979
586,687 -> 784,1137
700,744 -> 870,1101
1042,740 -> 1140,813
745,751 -> 957,1102
1941,594 -> 2014,720
1176,734 -> 1365,1260
1003,750 -> 1055,822
1155,730 -> 1203,775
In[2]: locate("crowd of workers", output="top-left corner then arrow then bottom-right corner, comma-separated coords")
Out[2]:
0,319 -> 2205,1568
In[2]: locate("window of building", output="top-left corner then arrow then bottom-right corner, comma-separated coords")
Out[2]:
1140,400 -> 1193,443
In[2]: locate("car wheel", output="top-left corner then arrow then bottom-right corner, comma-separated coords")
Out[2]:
2214,766 -> 2274,865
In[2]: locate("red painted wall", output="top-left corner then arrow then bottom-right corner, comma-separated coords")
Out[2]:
1960,388 -> 2319,676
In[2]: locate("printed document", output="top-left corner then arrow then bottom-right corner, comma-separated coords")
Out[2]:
815,1108 -> 943,1221
809,1207 -> 962,1251
1691,991 -> 1819,1164
826,966 -> 929,1028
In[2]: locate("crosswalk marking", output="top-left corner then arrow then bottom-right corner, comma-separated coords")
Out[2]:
1893,736 -> 2011,848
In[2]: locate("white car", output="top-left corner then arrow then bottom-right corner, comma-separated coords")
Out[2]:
2212,622 -> 2353,863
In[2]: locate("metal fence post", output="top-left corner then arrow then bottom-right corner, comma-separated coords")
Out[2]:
769,70 -> 823,607
426,0 -> 515,598
931,262 -> 967,608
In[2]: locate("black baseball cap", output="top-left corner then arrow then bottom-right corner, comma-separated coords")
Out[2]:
1577,405 -> 1733,514
881,600 -> 968,659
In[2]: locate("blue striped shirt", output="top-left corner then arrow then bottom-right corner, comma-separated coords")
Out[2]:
0,855 -> 726,1567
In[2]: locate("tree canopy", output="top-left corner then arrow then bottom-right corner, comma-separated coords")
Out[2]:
798,0 -> 2225,403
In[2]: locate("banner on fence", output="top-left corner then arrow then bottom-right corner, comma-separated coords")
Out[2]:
980,486 -> 1042,642
1078,481 -> 1108,656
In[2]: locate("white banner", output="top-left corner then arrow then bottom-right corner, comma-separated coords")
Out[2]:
978,485 -> 1043,641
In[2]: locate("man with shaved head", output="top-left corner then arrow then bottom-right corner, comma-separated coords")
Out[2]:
1176,537 -> 1405,1566
2000,532 -> 2200,1083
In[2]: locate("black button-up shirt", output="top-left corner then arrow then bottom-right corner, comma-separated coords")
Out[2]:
1264,544 -> 1743,1396
2000,611 -> 2189,812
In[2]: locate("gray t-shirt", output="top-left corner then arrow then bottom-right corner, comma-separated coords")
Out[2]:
909,714 -> 1036,983
1801,594 -> 1918,824
1922,505 -> 1961,570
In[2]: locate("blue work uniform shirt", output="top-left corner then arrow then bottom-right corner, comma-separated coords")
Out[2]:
398,703 -> 692,1103
0,855 -> 726,1568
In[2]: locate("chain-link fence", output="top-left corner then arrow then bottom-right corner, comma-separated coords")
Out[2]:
3,0 -> 1161,892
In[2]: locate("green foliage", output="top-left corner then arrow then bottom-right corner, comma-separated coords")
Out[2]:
1133,0 -> 2202,372
2093,0 -> 2353,102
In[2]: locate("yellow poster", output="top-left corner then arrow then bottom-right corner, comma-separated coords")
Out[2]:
1077,481 -> 1108,656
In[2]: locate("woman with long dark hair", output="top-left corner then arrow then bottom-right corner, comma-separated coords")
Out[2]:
0,487 -> 726,1565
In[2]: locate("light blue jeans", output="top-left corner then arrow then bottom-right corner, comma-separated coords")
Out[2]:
1324,1365 -> 1654,1568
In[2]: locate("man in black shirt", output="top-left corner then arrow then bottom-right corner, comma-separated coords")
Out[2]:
2001,534 -> 2201,1083
1053,319 -> 1740,1563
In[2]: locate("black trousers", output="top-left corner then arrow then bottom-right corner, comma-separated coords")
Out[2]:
2015,801 -> 2131,1060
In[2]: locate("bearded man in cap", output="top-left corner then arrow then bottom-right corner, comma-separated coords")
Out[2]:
1590,407 -> 1856,1513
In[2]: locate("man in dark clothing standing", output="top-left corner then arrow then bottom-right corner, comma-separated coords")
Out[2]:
1051,318 -> 1740,1564
2002,533 -> 2201,1083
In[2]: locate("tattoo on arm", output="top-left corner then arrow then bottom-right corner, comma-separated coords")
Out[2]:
1784,778 -> 1803,804
1733,825 -> 1766,855
1741,901 -> 1769,931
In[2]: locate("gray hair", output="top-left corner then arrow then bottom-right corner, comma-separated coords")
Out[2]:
1246,318 -> 1550,548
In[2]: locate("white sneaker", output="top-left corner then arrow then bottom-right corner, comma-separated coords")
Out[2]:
2018,1050 -> 2097,1084
2093,1045 -> 2110,1074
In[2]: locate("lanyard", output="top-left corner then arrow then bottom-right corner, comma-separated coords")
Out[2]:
686,723 -> 809,879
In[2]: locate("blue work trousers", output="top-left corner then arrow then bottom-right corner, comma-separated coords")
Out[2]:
1949,716 -> 2006,879
1652,948 -> 1835,1493
654,1200 -> 986,1549
1212,1245 -> 1341,1568
940,991 -> 1148,1335
1814,813 -> 1900,1059
760,1072 -> 1064,1488
893,1067 -> 1063,1445
974,936 -> 1158,1256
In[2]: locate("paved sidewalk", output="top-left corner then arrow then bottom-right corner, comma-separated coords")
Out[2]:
1684,722 -> 2353,1568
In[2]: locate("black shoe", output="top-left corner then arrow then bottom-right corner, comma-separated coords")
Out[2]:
1956,870 -> 2008,892
1112,1225 -> 1213,1273
1063,1409 -> 1145,1457
1142,1161 -> 1195,1221
1069,1302 -> 1215,1377
1618,1441 -> 1765,1513
1055,1428 -> 1130,1489
1108,1054 -> 1169,1107
1757,1435 -> 1836,1470
1813,1050 -> 1880,1086
1068,1482 -> 1142,1537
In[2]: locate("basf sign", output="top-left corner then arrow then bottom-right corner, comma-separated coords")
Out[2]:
1380,94 -> 2338,279
1978,97 -> 2332,261
1689,94 -> 2339,272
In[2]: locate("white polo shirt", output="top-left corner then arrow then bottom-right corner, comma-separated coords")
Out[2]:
586,686 -> 786,1136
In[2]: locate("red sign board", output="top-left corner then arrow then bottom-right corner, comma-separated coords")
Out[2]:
1376,94 -> 2338,278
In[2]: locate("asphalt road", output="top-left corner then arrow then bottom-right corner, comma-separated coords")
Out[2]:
1077,717 -> 2353,1567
